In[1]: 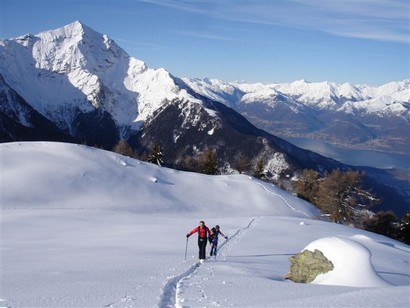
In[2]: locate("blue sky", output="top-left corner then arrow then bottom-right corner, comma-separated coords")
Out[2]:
1,0 -> 409,85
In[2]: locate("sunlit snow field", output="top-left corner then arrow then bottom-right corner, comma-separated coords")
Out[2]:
1,142 -> 409,307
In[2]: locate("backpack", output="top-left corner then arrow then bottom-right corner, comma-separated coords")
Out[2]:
209,227 -> 217,242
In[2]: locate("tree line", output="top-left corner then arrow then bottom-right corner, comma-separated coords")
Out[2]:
111,140 -> 409,244
295,169 -> 409,244
112,140 -> 262,177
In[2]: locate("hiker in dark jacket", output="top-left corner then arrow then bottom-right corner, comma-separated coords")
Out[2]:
187,221 -> 213,262
209,225 -> 228,257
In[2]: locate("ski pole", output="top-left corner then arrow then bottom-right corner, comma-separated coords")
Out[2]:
184,236 -> 189,261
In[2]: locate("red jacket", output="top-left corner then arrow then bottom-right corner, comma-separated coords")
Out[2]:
188,225 -> 212,238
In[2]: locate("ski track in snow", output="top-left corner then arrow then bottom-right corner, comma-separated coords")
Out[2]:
102,218 -> 258,308
255,182 -> 311,218
173,217 -> 258,307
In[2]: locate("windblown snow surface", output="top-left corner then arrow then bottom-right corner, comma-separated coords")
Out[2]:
1,142 -> 409,307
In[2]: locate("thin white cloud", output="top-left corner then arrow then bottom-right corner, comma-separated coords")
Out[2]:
169,29 -> 234,41
286,0 -> 409,43
139,0 -> 212,14
141,0 -> 409,43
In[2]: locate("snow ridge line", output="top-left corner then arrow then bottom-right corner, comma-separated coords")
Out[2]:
256,182 -> 311,218
189,174 -> 311,219
174,217 -> 258,307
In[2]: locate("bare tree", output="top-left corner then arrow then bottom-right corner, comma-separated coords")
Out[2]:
112,140 -> 134,157
234,153 -> 250,174
295,169 -> 320,204
316,169 -> 379,224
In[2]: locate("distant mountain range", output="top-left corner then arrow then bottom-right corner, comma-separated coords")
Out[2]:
0,21 -> 408,215
0,21 -> 338,171
183,78 -> 410,154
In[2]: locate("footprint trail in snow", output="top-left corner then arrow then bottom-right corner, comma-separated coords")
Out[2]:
171,217 -> 258,307
105,217 -> 258,308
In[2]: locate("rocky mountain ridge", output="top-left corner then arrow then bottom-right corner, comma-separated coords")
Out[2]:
0,21 -> 408,215
183,78 -> 410,154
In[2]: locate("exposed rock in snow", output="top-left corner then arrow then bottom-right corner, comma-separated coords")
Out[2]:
304,237 -> 391,288
285,249 -> 334,283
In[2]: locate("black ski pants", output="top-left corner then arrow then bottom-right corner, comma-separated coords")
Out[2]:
198,237 -> 207,260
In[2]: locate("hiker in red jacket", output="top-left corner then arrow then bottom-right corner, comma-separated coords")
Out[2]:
186,221 -> 213,262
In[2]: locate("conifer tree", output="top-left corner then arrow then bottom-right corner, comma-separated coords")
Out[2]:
201,149 -> 219,175
254,158 -> 265,179
397,212 -> 410,244
363,211 -> 399,238
147,144 -> 164,166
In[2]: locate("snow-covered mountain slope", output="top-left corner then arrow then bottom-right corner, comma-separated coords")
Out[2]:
2,141 -> 317,217
0,21 -> 204,133
0,22 -> 408,216
1,21 -> 407,155
1,142 -> 409,307
271,79 -> 409,114
184,78 -> 409,116
183,78 -> 410,153
0,22 -> 350,175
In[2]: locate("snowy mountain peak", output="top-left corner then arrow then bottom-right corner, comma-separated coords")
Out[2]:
185,77 -> 409,116
183,76 -> 409,154
47,20 -> 87,39
32,20 -> 128,74
0,22 -> 209,133
36,20 -> 101,46
1,22 -> 408,158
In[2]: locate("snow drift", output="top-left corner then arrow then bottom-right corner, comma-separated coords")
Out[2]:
1,142 -> 409,307
304,237 -> 391,287
2,142 -> 318,217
